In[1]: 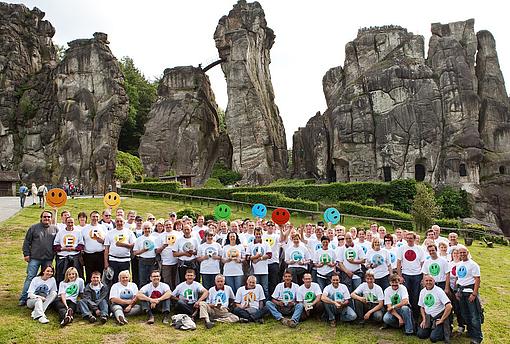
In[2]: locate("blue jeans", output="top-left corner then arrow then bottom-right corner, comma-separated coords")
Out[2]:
201,273 -> 217,290
255,274 -> 269,299
353,300 -> 383,322
225,275 -> 243,295
459,292 -> 483,343
232,306 -> 268,322
78,299 -> 109,317
324,303 -> 357,322
142,299 -> 171,314
417,313 -> 451,342
138,259 -> 156,288
266,301 -> 304,323
403,273 -> 422,317
317,276 -> 330,292
383,305 -> 414,334
19,258 -> 53,302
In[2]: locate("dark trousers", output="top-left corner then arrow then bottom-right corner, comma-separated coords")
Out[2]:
403,273 -> 422,318
162,264 -> 178,290
109,260 -> 131,284
175,300 -> 195,316
459,292 -> 483,343
416,311 -> 451,342
56,254 -> 83,285
375,275 -> 390,292
232,306 -> 268,322
268,263 -> 280,296
55,299 -> 77,320
288,267 -> 306,285
83,251 -> 104,283
178,261 -> 198,283
131,256 -> 139,286
201,273 -> 216,290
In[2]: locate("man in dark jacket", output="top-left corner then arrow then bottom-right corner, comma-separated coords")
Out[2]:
78,271 -> 109,323
19,211 -> 58,306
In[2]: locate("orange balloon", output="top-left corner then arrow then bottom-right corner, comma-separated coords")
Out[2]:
46,188 -> 67,208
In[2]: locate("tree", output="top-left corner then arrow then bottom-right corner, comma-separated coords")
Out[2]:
117,57 -> 158,155
411,182 -> 441,231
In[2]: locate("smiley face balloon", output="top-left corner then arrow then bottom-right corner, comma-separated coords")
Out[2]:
271,208 -> 290,225
251,203 -> 267,218
45,188 -> 67,208
103,192 -> 121,208
214,204 -> 231,220
323,207 -> 341,225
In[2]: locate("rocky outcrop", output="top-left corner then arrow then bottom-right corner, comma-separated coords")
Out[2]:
139,66 -> 228,185
214,0 -> 288,184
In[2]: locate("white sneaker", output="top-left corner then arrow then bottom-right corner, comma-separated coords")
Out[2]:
38,316 -> 49,324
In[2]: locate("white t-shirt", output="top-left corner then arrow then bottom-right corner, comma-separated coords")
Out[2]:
456,259 -> 481,288
104,228 -> 136,262
140,282 -> 171,298
192,224 -> 208,239
285,245 -> 310,269
58,278 -> 85,303
222,244 -> 245,276
53,228 -> 84,257
337,244 -> 366,277
173,281 -> 205,304
383,246 -> 398,269
397,245 -> 424,275
418,285 -> 451,317
100,221 -> 114,231
247,242 -> 271,274
353,282 -> 384,304
272,282 -> 299,304
109,282 -> 138,301
356,240 -> 371,255
313,248 -> 337,276
323,283 -> 351,302
435,236 -> 449,246
239,233 -> 255,246
207,285 -> 235,307
235,285 -> 265,309
262,233 -> 280,264
296,282 -> 322,303
174,236 -> 200,262
384,284 -> 409,306
158,231 -> 182,265
133,235 -> 157,258
28,277 -> 57,297
366,249 -> 391,279
82,223 -> 106,253
421,256 -> 449,283
198,242 -> 222,274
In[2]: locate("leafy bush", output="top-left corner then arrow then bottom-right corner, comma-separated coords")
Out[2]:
143,177 -> 160,182
411,183 -> 440,231
115,151 -> 144,183
433,218 -> 460,229
336,201 -> 413,229
203,178 -> 224,188
361,198 -> 376,206
123,181 -> 181,193
232,192 -> 319,211
436,187 -> 471,218
388,179 -> 416,212
176,207 -> 204,222
211,163 -> 242,185
267,179 -> 316,186
114,165 -> 133,184
379,203 -> 394,210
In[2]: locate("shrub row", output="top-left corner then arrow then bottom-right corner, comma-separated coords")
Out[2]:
336,201 -> 414,230
123,182 -> 181,193
231,192 -> 319,212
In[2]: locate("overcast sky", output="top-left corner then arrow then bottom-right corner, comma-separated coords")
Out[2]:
11,0 -> 510,148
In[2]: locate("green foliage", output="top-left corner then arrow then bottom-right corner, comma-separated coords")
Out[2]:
123,181 -> 181,193
217,108 -> 226,133
379,203 -> 394,210
267,178 -> 316,186
211,163 -> 242,185
336,201 -> 413,229
164,170 -> 176,177
388,179 -> 417,212
232,192 -> 319,211
143,177 -> 160,182
411,183 -> 441,231
118,57 -> 158,156
203,178 -> 224,188
436,186 -> 471,218
55,44 -> 66,62
18,93 -> 38,119
115,151 -> 144,183
433,218 -> 460,229
361,198 -> 376,206
176,207 -> 204,222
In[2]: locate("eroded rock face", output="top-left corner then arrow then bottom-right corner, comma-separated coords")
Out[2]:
139,66 -> 228,185
214,0 -> 288,184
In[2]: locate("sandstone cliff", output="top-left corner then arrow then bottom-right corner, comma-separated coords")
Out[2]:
214,0 -> 288,184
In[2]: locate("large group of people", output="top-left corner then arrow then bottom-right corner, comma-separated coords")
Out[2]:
20,207 -> 484,343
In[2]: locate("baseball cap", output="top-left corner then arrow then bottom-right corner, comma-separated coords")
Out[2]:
169,212 -> 176,216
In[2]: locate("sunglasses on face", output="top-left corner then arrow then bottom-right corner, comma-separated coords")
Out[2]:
148,218 -> 155,220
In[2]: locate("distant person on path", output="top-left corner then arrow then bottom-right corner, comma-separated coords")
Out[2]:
19,211 -> 58,306
37,184 -> 48,208
31,183 -> 38,205
19,183 -> 28,208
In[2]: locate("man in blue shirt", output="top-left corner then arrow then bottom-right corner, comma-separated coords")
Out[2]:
19,183 -> 28,208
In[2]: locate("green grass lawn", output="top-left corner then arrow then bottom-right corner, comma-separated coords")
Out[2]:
0,197 -> 508,343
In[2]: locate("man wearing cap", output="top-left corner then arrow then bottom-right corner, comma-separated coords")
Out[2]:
168,212 -> 177,223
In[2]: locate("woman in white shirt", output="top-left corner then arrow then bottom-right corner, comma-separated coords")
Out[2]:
55,267 -> 85,327
26,265 -> 57,324
222,232 -> 245,294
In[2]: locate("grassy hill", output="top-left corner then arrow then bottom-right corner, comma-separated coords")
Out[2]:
0,197 -> 508,343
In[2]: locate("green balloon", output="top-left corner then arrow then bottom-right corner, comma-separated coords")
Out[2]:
214,204 -> 231,220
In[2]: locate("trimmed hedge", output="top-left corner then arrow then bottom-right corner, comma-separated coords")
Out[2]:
232,192 -> 319,211
123,182 -> 181,193
336,201 -> 414,229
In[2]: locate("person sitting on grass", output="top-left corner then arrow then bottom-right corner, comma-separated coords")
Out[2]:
26,265 -> 57,324
78,270 -> 109,324
296,272 -> 323,322
171,269 -> 208,318
417,275 -> 452,342
321,272 -> 357,327
55,267 -> 84,327
137,270 -> 172,325
109,270 -> 141,325
233,275 -> 267,323
266,270 -> 303,328
382,274 -> 414,335
350,270 -> 384,324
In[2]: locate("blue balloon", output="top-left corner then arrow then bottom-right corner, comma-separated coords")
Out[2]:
324,207 -> 341,224
252,203 -> 267,218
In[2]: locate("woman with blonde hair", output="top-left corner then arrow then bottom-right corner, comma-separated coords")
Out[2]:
55,267 -> 84,327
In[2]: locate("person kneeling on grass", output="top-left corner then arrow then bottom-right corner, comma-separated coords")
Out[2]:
137,270 -> 172,324
417,275 -> 452,343
296,272 -> 323,322
266,270 -> 303,328
350,270 -> 384,324
233,275 -> 267,323
78,270 -> 109,324
109,270 -> 141,325
321,272 -> 357,327
55,267 -> 84,327
382,273 -> 414,335
171,269 -> 209,318
198,274 -> 242,329
26,265 -> 57,324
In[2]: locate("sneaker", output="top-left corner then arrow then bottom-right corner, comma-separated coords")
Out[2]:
65,308 -> 74,318
60,316 -> 71,327
329,320 -> 336,327
280,318 -> 290,326
100,316 -> 108,324
162,315 -> 169,325
380,323 -> 390,330
288,320 -> 298,328
255,318 -> 264,324
18,300 -> 27,307
117,316 -> 126,325
88,315 -> 97,323
38,316 -> 49,324
147,316 -> 155,324
457,326 -> 465,334
205,321 -> 215,329
239,318 -> 249,323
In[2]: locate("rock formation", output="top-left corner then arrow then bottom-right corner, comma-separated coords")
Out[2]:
293,20 -> 510,235
139,66 -> 230,185
214,0 -> 288,184
0,3 -> 128,193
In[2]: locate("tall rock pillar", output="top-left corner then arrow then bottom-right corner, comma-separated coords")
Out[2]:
214,0 -> 287,184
